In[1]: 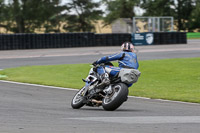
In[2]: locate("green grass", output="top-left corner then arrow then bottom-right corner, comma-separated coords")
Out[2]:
131,58 -> 200,103
187,32 -> 200,39
0,57 -> 200,103
0,64 -> 90,89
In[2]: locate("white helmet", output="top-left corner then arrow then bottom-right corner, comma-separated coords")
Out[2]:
121,42 -> 134,52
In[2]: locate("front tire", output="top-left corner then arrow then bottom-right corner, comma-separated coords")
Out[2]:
71,87 -> 86,109
102,83 -> 128,111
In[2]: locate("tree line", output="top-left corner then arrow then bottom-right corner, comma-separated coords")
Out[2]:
0,0 -> 200,33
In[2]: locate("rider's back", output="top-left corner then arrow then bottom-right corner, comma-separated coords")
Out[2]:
118,51 -> 139,69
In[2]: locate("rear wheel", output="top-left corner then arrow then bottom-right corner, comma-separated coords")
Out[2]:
71,87 -> 86,109
102,83 -> 128,111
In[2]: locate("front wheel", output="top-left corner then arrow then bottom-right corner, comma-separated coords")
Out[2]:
71,87 -> 86,109
102,83 -> 128,111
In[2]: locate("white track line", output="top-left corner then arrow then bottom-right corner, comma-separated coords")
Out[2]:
0,80 -> 199,105
0,80 -> 78,91
128,96 -> 200,105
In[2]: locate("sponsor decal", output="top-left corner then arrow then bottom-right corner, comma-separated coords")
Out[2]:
146,33 -> 154,45
132,32 -> 154,45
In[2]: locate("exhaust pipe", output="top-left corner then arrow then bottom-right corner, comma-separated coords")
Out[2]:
92,99 -> 102,104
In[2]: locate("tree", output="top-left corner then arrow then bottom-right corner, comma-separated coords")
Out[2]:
103,0 -> 140,25
174,0 -> 195,31
0,0 -> 66,33
188,1 -> 200,31
141,0 -> 174,16
63,0 -> 103,32
140,0 -> 197,31
0,0 -> 10,30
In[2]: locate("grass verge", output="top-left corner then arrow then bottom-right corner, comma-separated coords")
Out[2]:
0,57 -> 200,103
187,32 -> 200,39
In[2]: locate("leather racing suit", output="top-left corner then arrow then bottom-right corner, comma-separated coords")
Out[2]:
95,51 -> 139,87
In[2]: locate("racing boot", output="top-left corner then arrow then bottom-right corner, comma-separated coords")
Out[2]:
96,73 -> 110,89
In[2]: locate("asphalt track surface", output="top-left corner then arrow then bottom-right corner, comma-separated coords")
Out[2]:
0,40 -> 200,133
0,39 -> 200,69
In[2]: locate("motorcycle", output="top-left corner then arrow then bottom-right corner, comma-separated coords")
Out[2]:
71,62 -> 141,111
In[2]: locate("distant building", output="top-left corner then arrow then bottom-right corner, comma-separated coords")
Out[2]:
111,18 -> 133,33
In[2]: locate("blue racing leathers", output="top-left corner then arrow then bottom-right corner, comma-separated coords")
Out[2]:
95,51 -> 139,87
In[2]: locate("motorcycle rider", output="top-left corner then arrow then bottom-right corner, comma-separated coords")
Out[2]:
93,42 -> 139,89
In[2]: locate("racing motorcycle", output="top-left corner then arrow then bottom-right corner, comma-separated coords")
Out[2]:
71,62 -> 141,111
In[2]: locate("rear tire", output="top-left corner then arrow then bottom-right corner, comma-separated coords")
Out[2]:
71,87 -> 85,109
102,83 -> 128,111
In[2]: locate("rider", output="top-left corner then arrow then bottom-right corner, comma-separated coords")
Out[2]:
93,42 -> 139,88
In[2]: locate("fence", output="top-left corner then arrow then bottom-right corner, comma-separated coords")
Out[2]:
153,32 -> 187,45
0,32 -> 186,50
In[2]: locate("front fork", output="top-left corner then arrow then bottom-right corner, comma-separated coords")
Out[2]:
81,81 -> 98,96
103,85 -> 113,95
